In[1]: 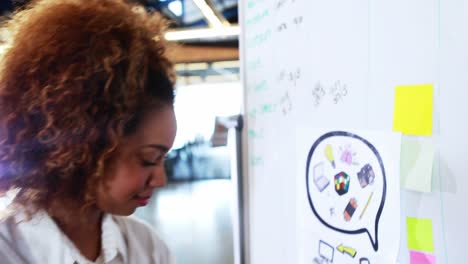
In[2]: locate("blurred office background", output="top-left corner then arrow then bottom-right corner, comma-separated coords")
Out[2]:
0,1 -> 241,264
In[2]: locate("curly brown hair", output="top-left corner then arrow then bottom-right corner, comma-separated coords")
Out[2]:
0,0 -> 175,215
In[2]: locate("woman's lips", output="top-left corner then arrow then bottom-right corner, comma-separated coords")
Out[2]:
134,195 -> 151,206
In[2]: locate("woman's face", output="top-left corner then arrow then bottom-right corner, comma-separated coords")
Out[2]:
96,105 -> 177,215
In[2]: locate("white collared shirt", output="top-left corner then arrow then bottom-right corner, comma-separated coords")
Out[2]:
0,211 -> 175,264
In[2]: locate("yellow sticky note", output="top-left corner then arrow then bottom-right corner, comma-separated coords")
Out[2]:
406,217 -> 434,253
393,84 -> 433,135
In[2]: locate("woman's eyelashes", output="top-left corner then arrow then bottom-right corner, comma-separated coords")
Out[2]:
141,160 -> 158,167
139,152 -> 165,167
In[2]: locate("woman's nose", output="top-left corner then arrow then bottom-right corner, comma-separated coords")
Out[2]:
147,165 -> 167,188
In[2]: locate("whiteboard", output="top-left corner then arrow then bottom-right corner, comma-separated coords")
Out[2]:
240,0 -> 468,263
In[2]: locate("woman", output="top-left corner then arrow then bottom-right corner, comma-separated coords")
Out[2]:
0,0 -> 177,263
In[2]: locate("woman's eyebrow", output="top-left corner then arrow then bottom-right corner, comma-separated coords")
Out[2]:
141,144 -> 169,153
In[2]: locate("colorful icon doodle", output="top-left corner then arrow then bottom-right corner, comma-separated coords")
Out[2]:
313,240 -> 335,264
325,144 -> 335,168
344,198 -> 358,222
360,192 -> 374,220
306,131 -> 387,251
313,162 -> 330,192
336,244 -> 357,258
334,171 -> 350,196
357,164 -> 375,188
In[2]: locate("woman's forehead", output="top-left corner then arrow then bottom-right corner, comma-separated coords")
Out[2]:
126,106 -> 176,148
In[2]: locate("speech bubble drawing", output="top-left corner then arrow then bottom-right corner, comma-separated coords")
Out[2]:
306,131 -> 386,251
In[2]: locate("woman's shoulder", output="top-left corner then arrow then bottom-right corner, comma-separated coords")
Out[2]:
0,210 -> 43,239
0,211 -> 61,263
0,212 -> 19,241
0,215 -> 28,264
111,215 -> 175,263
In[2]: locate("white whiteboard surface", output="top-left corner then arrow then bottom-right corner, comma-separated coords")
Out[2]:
240,0 -> 468,263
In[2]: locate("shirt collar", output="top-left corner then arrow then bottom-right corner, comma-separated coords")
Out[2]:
20,211 -> 128,264
101,214 -> 128,263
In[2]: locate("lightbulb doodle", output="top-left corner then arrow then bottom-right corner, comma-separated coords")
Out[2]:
305,131 -> 386,251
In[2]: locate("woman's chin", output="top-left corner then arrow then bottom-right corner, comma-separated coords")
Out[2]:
105,206 -> 137,216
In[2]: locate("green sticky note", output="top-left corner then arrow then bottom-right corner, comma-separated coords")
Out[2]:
406,217 -> 434,253
393,84 -> 433,135
400,137 -> 435,192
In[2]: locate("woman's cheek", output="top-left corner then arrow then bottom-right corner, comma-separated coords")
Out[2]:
118,166 -> 149,194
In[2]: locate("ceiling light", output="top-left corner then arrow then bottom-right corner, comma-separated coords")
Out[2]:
212,60 -> 239,69
168,0 -> 183,17
164,25 -> 240,41
192,0 -> 225,28
186,62 -> 209,71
